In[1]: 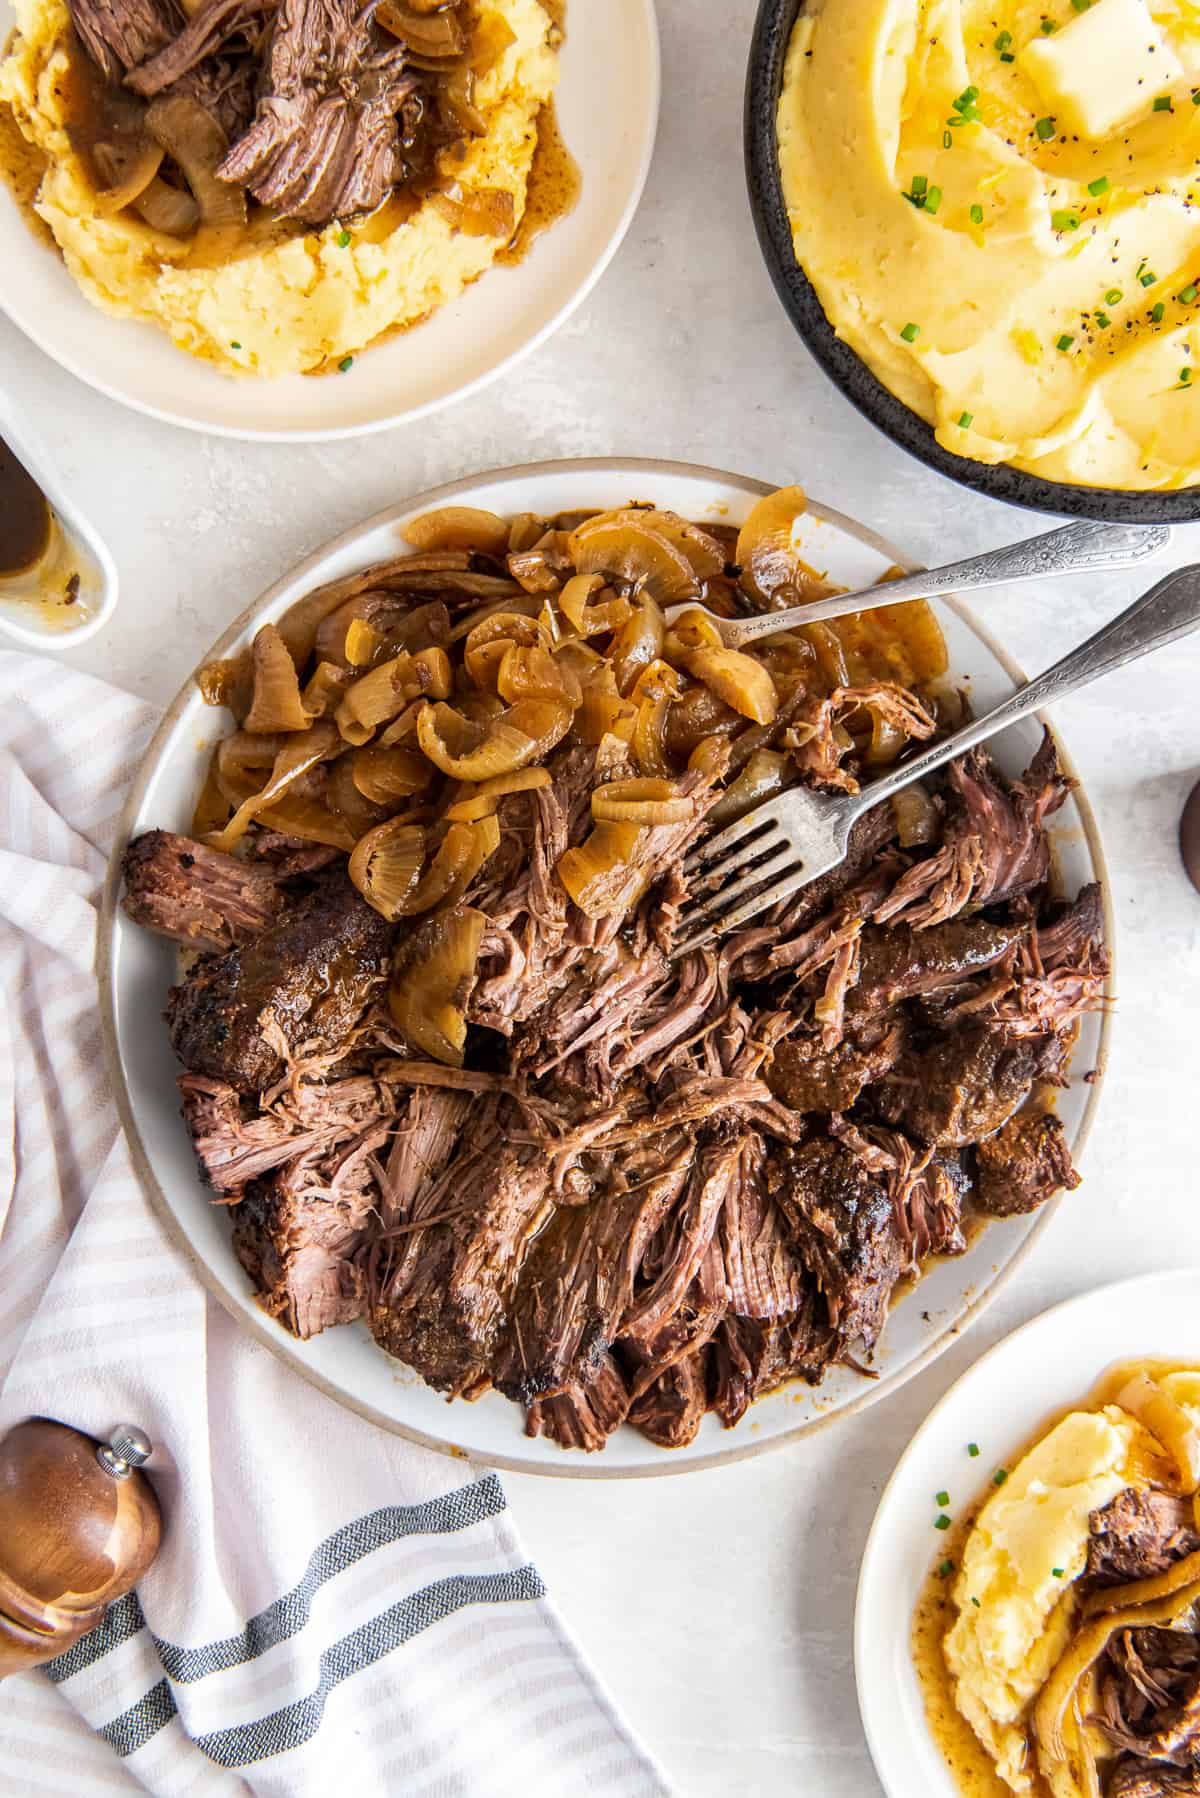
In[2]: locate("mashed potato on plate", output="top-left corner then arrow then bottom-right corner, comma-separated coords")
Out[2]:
0,0 -> 557,376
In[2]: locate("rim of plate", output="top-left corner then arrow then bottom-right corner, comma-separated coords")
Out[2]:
97,456 -> 1114,1477
0,3 -> 660,442
853,1267 -> 1200,1796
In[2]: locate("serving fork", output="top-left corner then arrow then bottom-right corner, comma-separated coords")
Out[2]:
675,562 -> 1200,954
662,518 -> 1170,644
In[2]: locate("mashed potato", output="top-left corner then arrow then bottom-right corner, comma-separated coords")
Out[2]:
778,0 -> 1200,489
943,1374 -> 1200,1794
0,0 -> 557,376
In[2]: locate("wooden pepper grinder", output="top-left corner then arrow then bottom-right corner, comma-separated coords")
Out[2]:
0,1418 -> 162,1676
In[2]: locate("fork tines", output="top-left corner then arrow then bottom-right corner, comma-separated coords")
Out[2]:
675,808 -> 798,955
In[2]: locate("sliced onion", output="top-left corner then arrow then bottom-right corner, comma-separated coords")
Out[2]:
890,784 -> 940,848
416,698 -> 570,780
243,623 -> 311,733
735,485 -> 810,603
197,652 -> 253,720
376,700 -> 423,747
344,618 -> 384,667
352,745 -> 433,805
590,778 -> 695,826
573,677 -> 637,746
349,819 -> 426,920
497,643 -> 581,707
630,659 -> 686,777
403,505 -> 509,557
610,597 -> 665,696
444,767 -> 551,821
568,512 -> 700,605
388,905 -> 487,1067
663,684 -> 742,758
429,183 -> 515,238
557,822 -> 647,917
255,795 -> 355,849
507,531 -> 571,593
400,816 -> 500,914
325,754 -> 388,835
464,611 -> 545,688
558,573 -> 634,637
191,749 -> 230,836
469,12 -> 516,72
708,750 -> 788,827
337,648 -> 453,743
130,173 -> 199,235
206,722 -> 340,853
145,95 -> 246,228
1116,1374 -> 1200,1492
668,639 -> 778,726
376,0 -> 465,53
91,137 -> 164,216
638,510 -> 727,580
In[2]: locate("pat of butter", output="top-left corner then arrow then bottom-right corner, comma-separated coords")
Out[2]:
1024,0 -> 1184,140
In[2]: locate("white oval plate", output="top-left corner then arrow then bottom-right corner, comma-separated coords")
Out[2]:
855,1268 -> 1200,1798
0,2 -> 658,440
99,458 -> 1112,1476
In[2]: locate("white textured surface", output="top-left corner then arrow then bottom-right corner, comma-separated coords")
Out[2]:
2,1 -> 1199,1792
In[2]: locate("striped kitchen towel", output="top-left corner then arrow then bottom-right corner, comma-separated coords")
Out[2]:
0,651 -> 668,1798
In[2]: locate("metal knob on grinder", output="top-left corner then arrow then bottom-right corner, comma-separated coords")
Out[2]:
0,1417 -> 162,1677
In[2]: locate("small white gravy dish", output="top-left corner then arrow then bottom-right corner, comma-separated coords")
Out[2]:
0,390 -> 117,647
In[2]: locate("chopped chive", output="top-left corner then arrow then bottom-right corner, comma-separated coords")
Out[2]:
944,128 -> 953,147
1193,88 -> 1200,105
1151,301 -> 1165,322
957,410 -> 974,427
936,1490 -> 951,1506
1153,95 -> 1173,113
1179,366 -> 1193,384
1052,1567 -> 1065,1577
1035,116 -> 1056,141
971,1595 -> 982,1607
968,1442 -> 980,1457
1140,270 -> 1158,287
935,1513 -> 952,1530
338,355 -> 354,373
925,185 -> 943,214
1051,209 -> 1081,231
994,28 -> 1012,49
937,1558 -> 954,1578
1071,0 -> 1090,10
1105,287 -> 1123,304
970,202 -> 984,224
1095,310 -> 1111,328
900,320 -> 920,341
337,229 -> 351,247
230,340 -> 241,349
912,174 -> 928,196
1000,49 -> 1015,60
993,1468 -> 1009,1486
1088,176 -> 1109,197
1040,17 -> 1057,30
1179,283 -> 1198,303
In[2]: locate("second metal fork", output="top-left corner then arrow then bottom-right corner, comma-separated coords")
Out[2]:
675,563 -> 1200,954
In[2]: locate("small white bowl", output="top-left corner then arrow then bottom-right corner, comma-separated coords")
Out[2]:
0,390 -> 118,647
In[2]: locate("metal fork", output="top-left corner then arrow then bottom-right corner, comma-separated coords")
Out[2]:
675,562 -> 1200,954
662,518 -> 1171,645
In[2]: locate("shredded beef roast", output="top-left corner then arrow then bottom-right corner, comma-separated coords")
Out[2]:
1088,1488 -> 1200,1586
125,707 -> 1100,1445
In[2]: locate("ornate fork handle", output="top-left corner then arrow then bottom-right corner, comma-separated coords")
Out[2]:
724,519 -> 1173,645
842,563 -> 1200,824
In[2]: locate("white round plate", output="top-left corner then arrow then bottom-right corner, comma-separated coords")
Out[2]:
855,1268 -> 1200,1797
99,457 -> 1112,1477
0,2 -> 658,439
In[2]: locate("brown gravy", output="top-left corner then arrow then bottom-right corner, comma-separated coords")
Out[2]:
499,99 -> 580,266
0,436 -> 52,578
912,1358 -> 1200,1798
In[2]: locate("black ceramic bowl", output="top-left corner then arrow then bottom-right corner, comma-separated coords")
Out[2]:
745,0 -> 1200,523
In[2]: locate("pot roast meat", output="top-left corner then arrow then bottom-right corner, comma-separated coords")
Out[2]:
232,1144 -> 377,1338
1088,1488 -> 1200,1586
122,829 -> 286,953
214,0 -> 417,226
69,0 -> 178,84
975,1110 -> 1081,1216
771,1138 -> 903,1356
886,1023 -> 1057,1149
1109,1767 -> 1200,1798
166,868 -> 392,1094
627,1347 -> 709,1450
1100,1622 -> 1200,1769
850,917 -> 1028,1013
765,1020 -> 904,1114
179,1067 -> 390,1192
526,1354 -> 632,1453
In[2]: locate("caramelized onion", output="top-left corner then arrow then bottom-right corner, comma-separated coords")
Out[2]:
303,660 -> 358,719
667,632 -> 778,726
890,784 -> 940,848
444,767 -> 551,821
557,822 -> 647,917
349,818 -> 426,919
337,648 -> 453,743
130,173 -> 200,235
403,505 -> 510,557
558,573 -> 634,637
243,623 -> 312,733
469,11 -> 516,72
91,137 -> 164,216
144,95 -> 246,228
206,722 -> 340,853
416,698 -> 570,780
352,745 -> 432,805
497,643 -> 581,707
197,652 -> 253,720
708,749 -> 788,827
388,905 -> 487,1067
735,485 -> 810,603
591,778 -> 695,826
610,597 -> 665,696
630,658 -> 685,778
1115,1374 -> 1200,1492
400,816 -> 500,914
569,512 -> 701,605
325,753 -> 388,835
464,611 -> 545,688
376,1 -> 465,54
429,183 -> 515,238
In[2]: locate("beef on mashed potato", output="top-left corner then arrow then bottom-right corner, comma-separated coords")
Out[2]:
917,1364 -> 1200,1798
0,0 -> 561,377
778,0 -> 1200,490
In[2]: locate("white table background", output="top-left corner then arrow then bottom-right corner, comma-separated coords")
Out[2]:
4,2 -> 1199,1791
